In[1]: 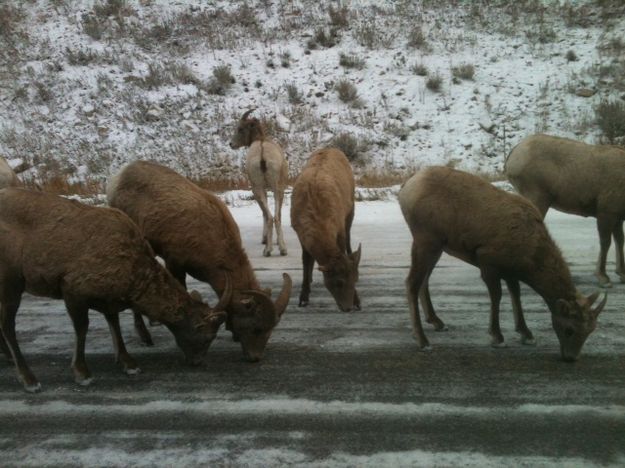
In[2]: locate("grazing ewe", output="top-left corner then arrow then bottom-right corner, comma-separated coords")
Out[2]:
291,148 -> 361,312
0,156 -> 20,188
398,166 -> 605,361
505,134 -> 625,288
0,188 -> 228,392
107,161 -> 292,362
229,109 -> 289,257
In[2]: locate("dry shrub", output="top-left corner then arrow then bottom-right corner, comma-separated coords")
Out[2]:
329,133 -> 369,162
595,99 -> 625,144
194,177 -> 250,193
452,63 -> 475,80
426,74 -> 443,92
335,79 -> 358,103
328,4 -> 350,28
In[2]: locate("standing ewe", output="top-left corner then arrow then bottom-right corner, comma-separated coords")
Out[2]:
0,188 -> 228,392
0,156 -> 20,188
505,134 -> 625,287
229,109 -> 289,257
398,166 -> 605,361
291,148 -> 361,312
107,161 -> 292,362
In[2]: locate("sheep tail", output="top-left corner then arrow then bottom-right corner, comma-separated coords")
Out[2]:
260,142 -> 267,173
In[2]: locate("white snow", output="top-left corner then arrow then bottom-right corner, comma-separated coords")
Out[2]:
0,1 -> 622,184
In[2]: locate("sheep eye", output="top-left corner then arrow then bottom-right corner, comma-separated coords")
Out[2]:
565,328 -> 574,338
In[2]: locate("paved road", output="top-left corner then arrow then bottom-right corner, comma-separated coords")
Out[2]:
0,200 -> 624,467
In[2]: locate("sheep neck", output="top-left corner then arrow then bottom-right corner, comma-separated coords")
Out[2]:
522,248 -> 577,312
131,267 -> 188,324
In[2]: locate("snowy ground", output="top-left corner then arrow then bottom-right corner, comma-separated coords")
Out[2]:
0,198 -> 624,467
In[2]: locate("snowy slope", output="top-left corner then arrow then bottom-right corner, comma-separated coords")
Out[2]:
0,0 -> 623,188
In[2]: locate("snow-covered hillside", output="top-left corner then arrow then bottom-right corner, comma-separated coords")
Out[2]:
0,0 -> 623,191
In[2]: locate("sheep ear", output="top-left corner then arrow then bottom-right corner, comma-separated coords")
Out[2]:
318,265 -> 329,272
209,311 -> 227,327
350,243 -> 362,266
555,299 -> 570,317
189,290 -> 203,302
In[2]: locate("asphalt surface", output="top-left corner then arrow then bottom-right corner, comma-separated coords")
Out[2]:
0,200 -> 623,467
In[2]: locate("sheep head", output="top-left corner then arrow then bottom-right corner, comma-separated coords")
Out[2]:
168,276 -> 231,365
551,291 -> 606,362
319,244 -> 361,312
226,273 -> 292,362
229,108 -> 265,149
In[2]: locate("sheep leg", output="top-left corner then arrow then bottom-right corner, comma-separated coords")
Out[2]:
505,279 -> 535,345
596,215 -> 614,287
612,221 -> 625,282
104,313 -> 140,375
406,237 -> 442,350
274,189 -> 288,256
345,206 -> 355,254
132,311 -> 154,346
253,188 -> 274,256
64,300 -> 93,386
1,291 -> 40,392
480,268 -> 505,347
0,333 -> 12,361
420,272 -> 447,331
298,248 -> 315,307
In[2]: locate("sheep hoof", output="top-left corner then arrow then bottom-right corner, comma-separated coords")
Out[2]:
490,338 -> 506,348
430,321 -> 448,332
24,382 -> 42,393
617,273 -> 625,283
76,376 -> 93,387
279,249 -> 288,256
125,367 -> 141,376
263,249 -> 272,257
596,274 -> 612,288
521,336 -> 536,346
414,335 -> 431,351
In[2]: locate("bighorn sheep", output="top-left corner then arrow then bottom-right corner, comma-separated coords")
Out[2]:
107,161 -> 292,362
291,148 -> 361,312
0,156 -> 20,188
398,166 -> 605,361
0,188 -> 229,392
506,133 -> 625,287
229,109 -> 288,257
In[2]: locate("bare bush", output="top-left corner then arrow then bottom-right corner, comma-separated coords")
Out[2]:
452,63 -> 475,80
566,50 -> 578,62
285,83 -> 303,104
65,47 -> 98,66
339,52 -> 366,70
407,25 -> 427,49
335,79 -> 358,103
410,63 -> 428,76
595,99 -> 625,144
0,4 -> 27,47
81,14 -> 102,40
328,5 -> 350,28
426,74 -> 443,92
329,133 -> 370,162
307,27 -> 339,49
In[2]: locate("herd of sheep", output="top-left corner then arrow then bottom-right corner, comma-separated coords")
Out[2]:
0,109 -> 622,392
